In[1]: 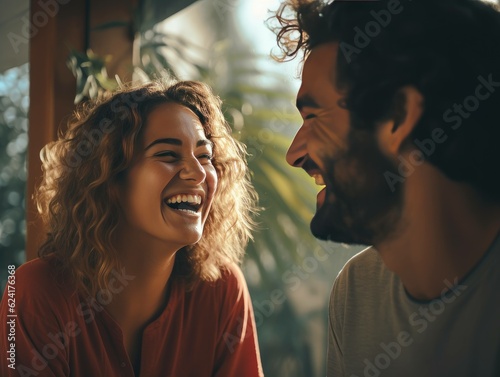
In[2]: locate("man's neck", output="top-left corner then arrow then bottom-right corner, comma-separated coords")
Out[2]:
375,165 -> 500,300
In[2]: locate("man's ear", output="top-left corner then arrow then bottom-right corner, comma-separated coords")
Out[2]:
377,86 -> 424,157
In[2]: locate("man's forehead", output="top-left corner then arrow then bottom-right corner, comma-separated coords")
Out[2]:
297,42 -> 339,106
302,42 -> 338,88
302,42 -> 338,81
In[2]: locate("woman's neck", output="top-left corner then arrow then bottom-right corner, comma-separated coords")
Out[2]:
105,233 -> 179,330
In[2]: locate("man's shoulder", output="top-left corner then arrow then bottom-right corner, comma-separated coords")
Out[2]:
331,246 -> 393,305
337,246 -> 387,282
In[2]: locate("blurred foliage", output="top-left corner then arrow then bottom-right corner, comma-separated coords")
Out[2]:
0,3 -> 355,376
66,35 -> 322,375
204,45 -> 320,271
204,43 -> 321,376
0,64 -> 29,293
67,50 -> 118,104
67,34 -> 319,276
139,30 -> 211,81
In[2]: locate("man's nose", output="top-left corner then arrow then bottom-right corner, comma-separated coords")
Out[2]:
286,124 -> 310,167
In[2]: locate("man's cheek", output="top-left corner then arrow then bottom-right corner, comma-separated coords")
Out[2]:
314,118 -> 348,152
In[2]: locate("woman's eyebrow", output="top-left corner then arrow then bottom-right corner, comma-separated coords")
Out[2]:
145,138 -> 213,150
197,139 -> 214,149
145,138 -> 182,150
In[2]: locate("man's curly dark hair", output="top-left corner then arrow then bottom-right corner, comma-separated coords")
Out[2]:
274,0 -> 500,201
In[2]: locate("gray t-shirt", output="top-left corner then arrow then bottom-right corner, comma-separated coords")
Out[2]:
327,233 -> 500,377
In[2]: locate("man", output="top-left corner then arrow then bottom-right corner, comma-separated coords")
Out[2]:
274,0 -> 500,376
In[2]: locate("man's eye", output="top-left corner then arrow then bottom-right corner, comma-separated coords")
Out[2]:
337,99 -> 348,109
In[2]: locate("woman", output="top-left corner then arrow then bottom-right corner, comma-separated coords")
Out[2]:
0,81 -> 263,376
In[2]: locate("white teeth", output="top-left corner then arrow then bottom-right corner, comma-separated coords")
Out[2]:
166,194 -> 202,205
177,208 -> 197,214
312,174 -> 326,186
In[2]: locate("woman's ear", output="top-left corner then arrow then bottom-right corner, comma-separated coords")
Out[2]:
377,86 -> 424,157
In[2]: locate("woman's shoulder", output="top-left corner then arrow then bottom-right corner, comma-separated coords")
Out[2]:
189,263 -> 250,305
11,256 -> 76,307
15,256 -> 62,284
216,263 -> 249,292
15,255 -> 53,276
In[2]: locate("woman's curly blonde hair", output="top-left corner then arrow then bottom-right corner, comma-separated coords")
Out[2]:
36,80 -> 258,297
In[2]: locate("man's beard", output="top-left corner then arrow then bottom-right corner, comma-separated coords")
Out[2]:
311,128 -> 404,245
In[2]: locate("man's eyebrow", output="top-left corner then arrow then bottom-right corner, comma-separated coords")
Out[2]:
296,94 -> 320,112
145,138 -> 214,150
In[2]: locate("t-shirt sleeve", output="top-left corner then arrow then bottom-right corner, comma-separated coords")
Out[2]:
327,269 -> 347,377
213,264 -> 264,377
0,260 -> 71,377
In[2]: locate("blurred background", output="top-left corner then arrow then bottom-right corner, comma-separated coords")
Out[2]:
0,0 -> 443,375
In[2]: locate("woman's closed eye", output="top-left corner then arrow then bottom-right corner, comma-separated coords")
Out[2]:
197,153 -> 213,164
154,151 -> 178,159
153,151 -> 212,164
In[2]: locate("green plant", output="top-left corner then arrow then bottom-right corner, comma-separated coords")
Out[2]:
66,27 -> 321,377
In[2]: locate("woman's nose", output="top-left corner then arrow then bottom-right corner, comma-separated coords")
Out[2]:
179,157 -> 206,183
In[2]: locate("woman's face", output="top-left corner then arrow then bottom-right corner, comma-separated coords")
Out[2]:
117,102 -> 218,249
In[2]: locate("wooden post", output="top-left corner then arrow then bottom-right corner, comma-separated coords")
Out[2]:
89,0 -> 137,81
26,0 -> 135,260
27,0 -> 85,260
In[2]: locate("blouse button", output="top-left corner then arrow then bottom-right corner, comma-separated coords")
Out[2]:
121,362 -> 126,367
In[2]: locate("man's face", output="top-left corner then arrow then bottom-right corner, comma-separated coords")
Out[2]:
286,42 -> 403,245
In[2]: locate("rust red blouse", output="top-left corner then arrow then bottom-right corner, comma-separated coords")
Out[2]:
0,257 -> 264,377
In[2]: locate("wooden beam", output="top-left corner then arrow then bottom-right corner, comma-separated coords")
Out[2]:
27,0 -> 136,260
27,0 -> 84,260
90,0 -> 136,81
